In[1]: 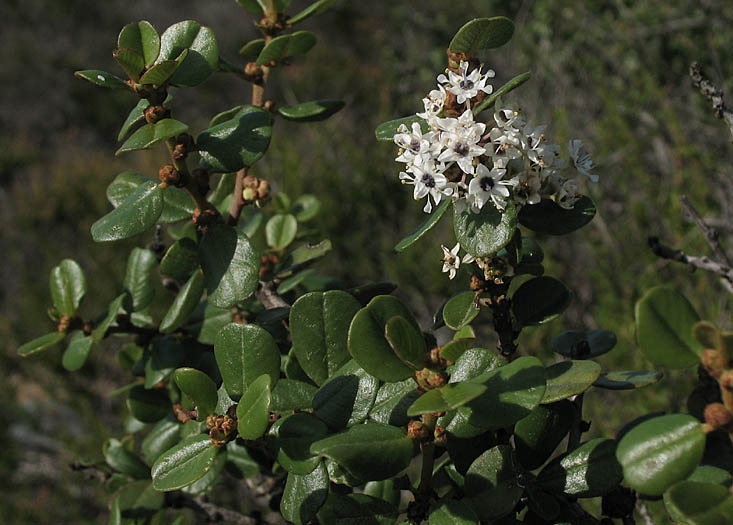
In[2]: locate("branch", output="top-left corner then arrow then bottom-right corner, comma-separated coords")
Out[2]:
690,62 -> 733,141
680,195 -> 731,266
228,168 -> 248,226
170,493 -> 256,525
648,236 -> 733,293
256,280 -> 290,310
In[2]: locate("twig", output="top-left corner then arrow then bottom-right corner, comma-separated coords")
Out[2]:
170,493 -> 256,525
256,281 -> 290,310
704,217 -> 733,235
690,62 -> 733,141
228,168 -> 248,226
680,195 -> 731,266
637,499 -> 656,525
648,236 -> 733,293
69,462 -> 109,484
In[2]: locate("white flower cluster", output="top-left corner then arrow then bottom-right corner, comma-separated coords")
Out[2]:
394,61 -> 598,216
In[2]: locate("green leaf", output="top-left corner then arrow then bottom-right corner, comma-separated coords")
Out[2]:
281,462 -> 329,525
123,248 -> 156,312
118,21 -> 161,67
92,181 -> 163,242
664,481 -> 733,524
116,119 -> 188,155
512,276 -> 572,326
106,171 -> 194,223
198,109 -> 273,172
552,330 -> 617,359
92,293 -> 126,342
287,0 -> 339,25
454,199 -> 517,257
118,99 -> 149,142
310,423 -> 415,481
457,356 -> 546,430
214,323 -> 280,401
278,269 -> 315,294
472,71 -> 531,116
515,401 -> 575,470
138,49 -> 187,86
271,379 -> 317,413
616,414 -> 706,496
368,379 -> 421,427
160,269 -> 205,334
226,440 -> 260,479
394,198 -> 451,252
127,385 -> 170,423
449,17 -> 515,54
316,493 -> 398,524
439,338 -> 476,362
160,238 -> 199,281
594,370 -> 664,390
188,302 -> 233,345
182,449 -> 227,496
385,315 -> 427,370
464,445 -> 523,520
62,331 -> 94,371
104,438 -> 150,479
687,465 -> 732,486
541,360 -> 601,404
269,413 -> 328,475
290,290 -> 361,385
443,292 -> 480,331
278,99 -> 345,122
49,259 -> 86,317
237,374 -> 272,440
292,194 -> 321,222
266,214 -> 298,249
113,480 -> 164,519
374,115 -> 427,142
313,360 -> 379,429
635,286 -> 702,369
175,367 -> 218,420
142,419 -> 181,464
276,239 -> 332,278
157,20 -> 218,87
538,438 -> 622,497
235,0 -> 264,14
449,347 -> 504,384
18,331 -> 66,356
199,224 -> 259,309
429,500 -> 479,524
144,336 -> 185,388
113,48 -> 145,81
518,196 -> 596,235
238,38 -> 266,58
407,382 -> 487,416
256,31 -> 317,66
151,434 -> 219,491
74,70 -> 130,89
348,295 -> 420,382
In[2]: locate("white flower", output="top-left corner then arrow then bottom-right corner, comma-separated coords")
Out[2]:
417,85 -> 447,119
437,111 -> 487,174
437,61 -> 494,105
494,107 -> 524,129
436,108 -> 486,141
393,122 -> 438,165
557,178 -> 580,209
468,164 -> 513,211
513,171 -> 542,206
568,139 -> 598,182
441,243 -> 461,279
401,162 -> 449,213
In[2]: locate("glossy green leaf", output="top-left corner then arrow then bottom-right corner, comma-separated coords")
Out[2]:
439,338 -> 476,362
449,347 -> 504,384
188,302 -> 233,345
235,0 -> 264,14
290,290 -> 361,385
465,445 -> 523,520
664,481 -> 733,524
92,293 -> 126,342
142,418 -> 181,464
225,440 -> 259,479
104,438 -> 150,479
118,21 -> 160,67
518,196 -> 596,235
617,414 -> 706,495
144,336 -> 185,388
113,480 -> 164,519
368,379 -> 421,427
269,413 -> 328,475
74,70 -> 130,89
457,356 -> 546,429
91,181 -> 163,242
449,17 -> 515,54
541,360 -> 601,404
408,382 -> 487,416
138,49 -> 187,86
429,500 -> 479,524
290,194 -> 321,222
594,370 -> 663,390
49,259 -> 86,318
278,99 -> 345,122
116,119 -> 188,155
127,385 -> 170,423
635,286 -> 702,369
316,493 -> 398,524
256,31 -> 317,66
237,374 -> 272,440
118,99 -> 149,142
311,423 -> 415,481
313,360 -> 378,429
512,276 -> 572,326
175,367 -> 218,419
198,109 -> 272,172
62,331 -> 94,371
199,224 -> 259,309
375,115 -> 428,142
281,462 -> 329,525
288,0 -> 339,25
113,48 -> 145,81
159,238 -> 199,282
214,323 -> 280,401
106,171 -> 194,224
552,329 -> 617,359
394,198 -> 451,252
515,400 -> 575,470
151,434 -> 219,491
271,379 -> 317,413
123,248 -> 156,312
348,295 -> 419,382
157,20 -> 218,87
238,38 -> 266,58
443,292 -> 480,330
18,331 -> 66,356
266,214 -> 298,250
276,239 -> 332,278
472,71 -> 531,116
687,465 -> 732,486
454,199 -> 517,257
277,269 -> 315,294
385,315 -> 427,370
538,438 -> 622,497
160,269 -> 205,334
182,449 -> 227,496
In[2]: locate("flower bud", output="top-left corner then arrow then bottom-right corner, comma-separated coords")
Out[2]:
144,105 -> 167,124
433,425 -> 447,446
704,403 -> 733,431
701,348 -> 724,377
407,420 -> 430,440
158,164 -> 180,186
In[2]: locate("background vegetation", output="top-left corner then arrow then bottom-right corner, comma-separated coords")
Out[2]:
1,0 -> 732,521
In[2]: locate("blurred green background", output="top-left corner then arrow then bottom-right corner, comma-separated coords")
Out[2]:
2,0 -> 732,522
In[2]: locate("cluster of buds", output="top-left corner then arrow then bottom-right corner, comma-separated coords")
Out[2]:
259,253 -> 279,279
143,104 -> 170,124
243,62 -> 264,85
415,367 -> 447,392
173,403 -> 198,423
172,133 -> 194,160
207,405 -> 238,446
242,174 -> 271,206
158,164 -> 181,186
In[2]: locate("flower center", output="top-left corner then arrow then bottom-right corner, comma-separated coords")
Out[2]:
459,79 -> 474,90
421,174 -> 436,188
480,176 -> 495,192
454,142 -> 469,157
409,138 -> 421,152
